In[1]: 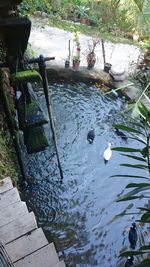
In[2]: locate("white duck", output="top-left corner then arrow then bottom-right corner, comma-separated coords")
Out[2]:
103,143 -> 112,164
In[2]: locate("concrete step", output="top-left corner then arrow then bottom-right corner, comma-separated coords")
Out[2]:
0,201 -> 28,227
0,212 -> 37,244
14,243 -> 59,267
5,228 -> 48,263
0,176 -> 13,194
0,187 -> 21,209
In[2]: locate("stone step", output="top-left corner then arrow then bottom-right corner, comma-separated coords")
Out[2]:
5,228 -> 48,263
0,201 -> 28,227
0,212 -> 37,244
0,176 -> 13,194
0,187 -> 20,209
14,243 -> 59,267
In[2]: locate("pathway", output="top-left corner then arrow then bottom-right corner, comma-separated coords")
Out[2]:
0,177 -> 65,267
29,17 -> 142,74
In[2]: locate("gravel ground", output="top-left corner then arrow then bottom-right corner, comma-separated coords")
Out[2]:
29,17 -> 142,74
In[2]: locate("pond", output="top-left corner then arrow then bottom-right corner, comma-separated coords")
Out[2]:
20,82 -> 148,267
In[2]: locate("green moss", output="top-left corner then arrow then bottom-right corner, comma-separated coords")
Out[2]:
0,69 -> 18,184
24,126 -> 49,154
0,134 -> 18,183
12,70 -> 42,84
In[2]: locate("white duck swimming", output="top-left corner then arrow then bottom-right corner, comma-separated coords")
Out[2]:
103,143 -> 112,164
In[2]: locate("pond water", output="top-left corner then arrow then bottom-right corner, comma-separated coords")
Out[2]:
20,82 -> 148,267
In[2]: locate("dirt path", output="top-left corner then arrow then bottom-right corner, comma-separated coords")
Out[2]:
29,17 -> 142,73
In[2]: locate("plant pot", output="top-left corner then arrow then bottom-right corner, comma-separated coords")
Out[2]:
87,52 -> 96,69
65,60 -> 70,68
73,60 -> 80,71
104,63 -> 112,73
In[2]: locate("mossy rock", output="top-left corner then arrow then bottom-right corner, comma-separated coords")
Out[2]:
23,126 -> 49,154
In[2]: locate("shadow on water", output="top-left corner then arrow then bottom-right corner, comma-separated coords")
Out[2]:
20,82 -> 148,267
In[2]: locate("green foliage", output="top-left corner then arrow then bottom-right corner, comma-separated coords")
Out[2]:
18,0 -> 150,42
112,102 -> 150,264
0,134 -> 17,182
19,0 -> 52,15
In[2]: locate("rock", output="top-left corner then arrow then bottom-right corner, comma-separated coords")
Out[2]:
109,65 -> 126,81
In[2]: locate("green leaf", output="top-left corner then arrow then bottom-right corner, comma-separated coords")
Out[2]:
111,175 -> 150,180
120,164 -> 149,170
141,147 -> 149,158
139,105 -> 148,119
120,153 -> 146,162
133,0 -> 144,12
117,186 -> 150,202
112,147 -> 141,153
126,183 -> 150,189
127,136 -> 147,145
113,124 -> 142,135
140,245 -> 150,251
120,250 -> 147,257
139,102 -> 149,117
138,207 -> 150,211
117,195 -> 142,202
141,211 -> 150,222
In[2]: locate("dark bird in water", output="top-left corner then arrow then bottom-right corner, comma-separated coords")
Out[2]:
87,128 -> 95,144
128,222 -> 138,249
125,256 -> 134,267
115,128 -> 128,141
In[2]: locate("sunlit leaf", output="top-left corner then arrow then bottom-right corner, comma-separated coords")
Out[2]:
139,104 -> 149,119
113,124 -> 142,135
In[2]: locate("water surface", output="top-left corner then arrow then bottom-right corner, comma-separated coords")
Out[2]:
20,82 -> 148,267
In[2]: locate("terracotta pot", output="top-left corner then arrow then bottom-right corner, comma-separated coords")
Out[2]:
73,60 -> 80,71
87,52 -> 96,69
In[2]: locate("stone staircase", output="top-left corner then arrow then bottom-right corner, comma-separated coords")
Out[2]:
0,177 -> 65,267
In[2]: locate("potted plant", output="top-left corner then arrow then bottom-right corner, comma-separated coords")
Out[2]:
86,39 -> 100,69
65,58 -> 70,68
65,40 -> 71,69
73,53 -> 80,71
74,5 -> 90,25
72,31 -> 81,71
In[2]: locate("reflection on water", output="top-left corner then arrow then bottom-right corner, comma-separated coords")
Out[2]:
20,82 -> 147,267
